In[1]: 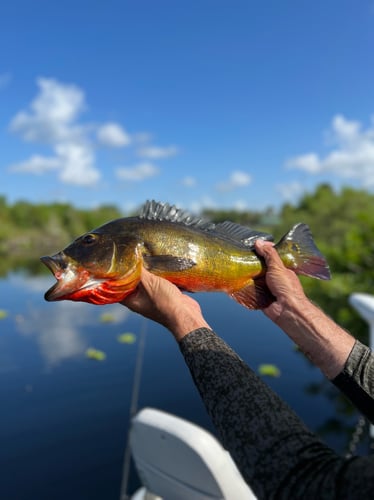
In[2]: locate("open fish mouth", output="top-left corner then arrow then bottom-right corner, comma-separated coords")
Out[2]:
41,251 -> 142,304
40,253 -> 84,301
40,254 -> 66,275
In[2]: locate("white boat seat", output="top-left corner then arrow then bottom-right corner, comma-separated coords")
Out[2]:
130,407 -> 256,499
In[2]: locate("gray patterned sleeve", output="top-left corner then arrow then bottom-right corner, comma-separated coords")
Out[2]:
179,328 -> 374,499
333,340 -> 374,423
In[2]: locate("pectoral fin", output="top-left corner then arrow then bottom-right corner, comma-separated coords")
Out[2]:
144,255 -> 196,273
230,277 -> 275,310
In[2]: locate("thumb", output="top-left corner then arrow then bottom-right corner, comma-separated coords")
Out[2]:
255,239 -> 284,268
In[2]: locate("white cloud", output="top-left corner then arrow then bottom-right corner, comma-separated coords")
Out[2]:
182,176 -> 197,187
287,153 -> 320,173
10,78 -> 100,186
276,181 -> 306,202
10,141 -> 100,186
116,162 -> 160,181
10,154 -> 61,174
8,78 -> 100,186
55,142 -> 100,185
132,132 -> 153,144
8,77 -> 181,189
189,196 -> 217,214
233,199 -> 248,211
230,170 -> 252,186
286,114 -> 374,188
137,145 -> 179,159
97,122 -> 131,147
216,170 -> 252,191
10,77 -> 85,143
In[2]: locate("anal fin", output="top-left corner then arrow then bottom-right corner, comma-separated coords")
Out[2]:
230,277 -> 274,310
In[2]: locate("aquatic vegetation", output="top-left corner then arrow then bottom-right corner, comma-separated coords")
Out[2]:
0,309 -> 8,319
117,332 -> 136,344
99,312 -> 115,323
258,363 -> 281,378
85,347 -> 106,361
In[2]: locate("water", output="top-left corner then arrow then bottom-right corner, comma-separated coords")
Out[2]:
0,271 -> 369,499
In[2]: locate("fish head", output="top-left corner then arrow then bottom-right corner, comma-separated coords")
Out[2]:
41,232 -> 143,305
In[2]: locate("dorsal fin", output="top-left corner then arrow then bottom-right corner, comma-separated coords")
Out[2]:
139,200 -> 215,230
213,221 -> 274,248
139,200 -> 274,247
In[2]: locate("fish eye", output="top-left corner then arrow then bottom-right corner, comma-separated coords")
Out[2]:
81,234 -> 97,245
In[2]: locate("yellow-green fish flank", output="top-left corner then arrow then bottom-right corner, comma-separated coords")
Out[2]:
41,200 -> 330,309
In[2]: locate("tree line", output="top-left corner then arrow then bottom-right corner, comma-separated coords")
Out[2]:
0,196 -> 122,273
1,185 -> 374,341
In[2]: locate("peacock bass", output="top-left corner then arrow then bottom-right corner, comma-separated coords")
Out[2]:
41,200 -> 330,309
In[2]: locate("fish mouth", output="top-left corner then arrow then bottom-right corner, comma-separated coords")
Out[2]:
40,253 -> 83,301
40,253 -> 141,305
40,253 -> 66,275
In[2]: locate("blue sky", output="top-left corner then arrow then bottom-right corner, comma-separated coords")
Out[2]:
1,0 -> 374,214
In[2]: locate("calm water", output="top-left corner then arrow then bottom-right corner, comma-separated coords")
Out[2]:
0,271 -> 369,499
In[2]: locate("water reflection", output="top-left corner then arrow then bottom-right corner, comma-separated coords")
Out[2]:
7,273 -> 130,367
0,270 -> 372,499
0,271 -> 138,500
8,272 -> 54,293
16,302 -> 89,366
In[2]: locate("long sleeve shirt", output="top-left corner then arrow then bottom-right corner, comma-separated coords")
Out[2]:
179,328 -> 374,499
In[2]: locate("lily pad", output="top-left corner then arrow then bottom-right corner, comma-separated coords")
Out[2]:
258,363 -> 281,378
99,313 -> 115,323
0,310 -> 8,320
85,348 -> 106,361
117,332 -> 136,344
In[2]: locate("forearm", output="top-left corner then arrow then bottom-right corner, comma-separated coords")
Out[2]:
276,297 -> 355,379
179,328 -> 374,499
179,328 -> 318,497
274,298 -> 374,421
333,340 -> 374,423
168,308 -> 210,342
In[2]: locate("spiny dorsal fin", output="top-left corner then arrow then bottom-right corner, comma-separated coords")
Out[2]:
139,200 -> 215,230
139,200 -> 274,247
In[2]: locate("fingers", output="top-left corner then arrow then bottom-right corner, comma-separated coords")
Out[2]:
121,267 -> 182,311
120,268 -> 154,309
140,267 -> 181,299
138,267 -> 158,295
255,239 -> 285,270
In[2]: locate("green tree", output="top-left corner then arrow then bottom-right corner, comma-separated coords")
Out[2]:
280,184 -> 374,342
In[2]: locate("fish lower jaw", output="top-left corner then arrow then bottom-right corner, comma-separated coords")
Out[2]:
44,274 -> 102,302
44,257 -> 141,304
84,277 -> 140,305
54,276 -> 139,305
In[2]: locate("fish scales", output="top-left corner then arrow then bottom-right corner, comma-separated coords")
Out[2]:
41,200 -> 331,309
96,217 -> 264,291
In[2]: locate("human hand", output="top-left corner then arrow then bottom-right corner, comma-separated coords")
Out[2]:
254,239 -> 308,323
255,239 -> 356,379
121,268 -> 210,341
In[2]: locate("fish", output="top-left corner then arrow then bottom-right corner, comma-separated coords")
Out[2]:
40,200 -> 331,309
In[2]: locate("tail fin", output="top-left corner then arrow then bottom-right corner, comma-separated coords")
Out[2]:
275,223 -> 331,280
